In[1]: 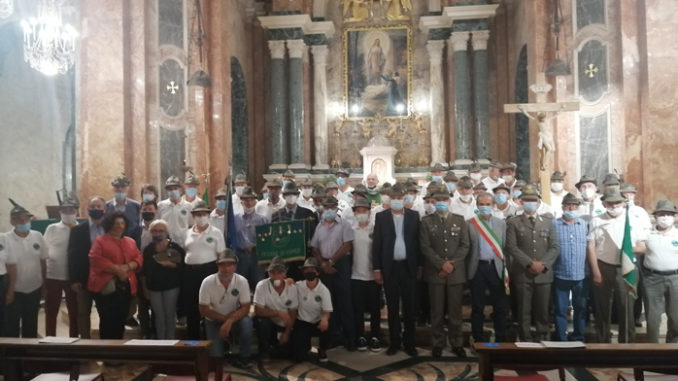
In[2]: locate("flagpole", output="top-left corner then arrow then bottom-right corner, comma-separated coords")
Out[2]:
623,200 -> 630,344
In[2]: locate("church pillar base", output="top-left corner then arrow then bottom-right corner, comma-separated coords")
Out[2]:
269,164 -> 288,172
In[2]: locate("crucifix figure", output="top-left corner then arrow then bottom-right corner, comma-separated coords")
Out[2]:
504,73 -> 579,204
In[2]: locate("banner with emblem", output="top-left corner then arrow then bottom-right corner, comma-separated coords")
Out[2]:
256,220 -> 306,264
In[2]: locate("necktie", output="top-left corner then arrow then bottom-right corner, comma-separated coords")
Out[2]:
529,216 -> 535,226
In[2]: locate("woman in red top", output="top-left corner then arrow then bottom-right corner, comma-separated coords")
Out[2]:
88,211 -> 143,339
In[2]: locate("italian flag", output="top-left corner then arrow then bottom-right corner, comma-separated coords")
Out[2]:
620,207 -> 637,299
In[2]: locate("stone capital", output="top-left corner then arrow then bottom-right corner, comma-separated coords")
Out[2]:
268,40 -> 286,59
471,30 -> 490,51
311,45 -> 328,66
449,31 -> 470,52
426,40 -> 445,65
287,39 -> 306,59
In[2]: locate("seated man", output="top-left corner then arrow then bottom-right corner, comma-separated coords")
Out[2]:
253,257 -> 298,360
198,249 -> 253,367
291,258 -> 332,362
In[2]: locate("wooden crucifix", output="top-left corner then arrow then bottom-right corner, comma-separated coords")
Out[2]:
504,73 -> 579,205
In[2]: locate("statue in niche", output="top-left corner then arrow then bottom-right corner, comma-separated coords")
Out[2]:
517,105 -> 559,171
331,158 -> 341,169
342,0 -> 369,22
386,0 -> 412,21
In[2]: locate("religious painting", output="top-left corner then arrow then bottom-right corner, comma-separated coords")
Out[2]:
344,25 -> 411,119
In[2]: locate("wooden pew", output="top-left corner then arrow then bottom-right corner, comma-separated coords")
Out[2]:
0,338 -> 212,381
473,342 -> 678,381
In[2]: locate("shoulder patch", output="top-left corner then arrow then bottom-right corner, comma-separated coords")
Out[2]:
206,237 -> 214,243
181,210 -> 188,215
285,299 -> 292,306
231,288 -> 239,296
314,295 -> 322,303
33,243 -> 40,250
672,240 -> 678,247
0,243 -> 3,251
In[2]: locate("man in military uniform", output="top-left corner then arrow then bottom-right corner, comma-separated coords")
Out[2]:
506,184 -> 560,341
419,185 -> 470,357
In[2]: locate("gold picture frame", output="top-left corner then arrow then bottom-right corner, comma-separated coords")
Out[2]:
343,25 -> 412,120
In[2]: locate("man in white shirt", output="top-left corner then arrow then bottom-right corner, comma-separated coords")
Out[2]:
481,161 -> 505,191
336,168 -> 354,205
255,178 -> 285,221
157,175 -> 193,245
297,176 -> 315,211
549,171 -> 567,219
4,200 -> 48,338
183,171 -> 203,207
468,162 -> 483,187
231,174 -> 248,216
576,175 -> 605,221
450,178 -> 477,220
209,188 -> 228,233
199,249 -> 253,367
492,184 -> 519,219
499,162 -> 517,193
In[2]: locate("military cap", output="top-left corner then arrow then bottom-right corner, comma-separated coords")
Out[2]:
60,193 -> 80,209
474,182 -> 487,191
432,184 -> 451,199
551,171 -> 566,181
216,248 -> 238,264
311,185 -> 326,199
379,183 -> 393,195
458,178 -> 474,190
240,186 -> 258,199
405,182 -> 419,193
620,183 -> 637,194
215,188 -> 227,198
325,181 -> 339,190
283,170 -> 295,179
165,175 -> 182,188
444,171 -> 458,182
234,173 -> 248,184
266,178 -> 283,188
190,200 -> 211,213
492,184 -> 511,194
562,193 -> 582,205
300,176 -> 313,187
514,179 -> 527,188
601,188 -> 625,203
353,184 -> 368,197
520,183 -> 540,200
323,196 -> 339,207
335,168 -> 350,177
430,163 -> 447,173
267,256 -> 287,272
184,171 -> 200,186
302,257 -> 321,269
602,173 -> 620,186
575,175 -> 597,189
9,199 -> 33,219
352,197 -> 371,210
390,183 -> 406,196
282,182 -> 300,194
111,173 -> 131,187
500,162 -> 515,171
653,200 -> 677,215
469,162 -> 482,172
489,160 -> 501,169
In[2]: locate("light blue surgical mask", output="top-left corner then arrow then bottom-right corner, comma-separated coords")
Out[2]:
523,201 -> 538,213
216,200 -> 227,211
495,193 -> 508,205
263,193 -> 270,200
235,186 -> 245,196
513,190 -> 522,199
390,199 -> 404,211
15,222 -> 31,233
282,181 -> 291,188
185,187 -> 198,198
432,175 -> 443,183
435,201 -> 449,213
114,192 -> 126,200
404,194 -> 415,204
563,210 -> 580,220
142,194 -> 155,202
336,177 -> 346,186
168,190 -> 181,200
446,182 -> 456,192
478,206 -> 493,216
323,209 -> 337,221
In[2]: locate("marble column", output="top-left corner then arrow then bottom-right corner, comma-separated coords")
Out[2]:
311,45 -> 330,169
472,30 -> 491,160
427,40 -> 446,166
449,31 -> 471,162
268,40 -> 288,170
287,39 -> 306,169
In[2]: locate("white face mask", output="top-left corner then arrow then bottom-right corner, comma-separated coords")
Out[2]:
355,213 -> 370,223
551,182 -> 564,192
194,216 -> 209,227
502,175 -> 514,183
460,193 -> 473,202
301,188 -> 313,198
244,206 -> 255,214
581,188 -> 596,200
60,213 -> 77,225
424,203 -> 436,215
657,216 -> 675,229
607,206 -> 625,218
284,195 -> 298,205
470,173 -> 482,181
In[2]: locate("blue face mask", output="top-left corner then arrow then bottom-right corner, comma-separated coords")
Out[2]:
432,175 -> 443,183
495,193 -> 508,205
563,210 -> 580,220
282,181 -> 291,189
15,222 -> 31,233
88,209 -> 105,220
336,177 -> 346,186
523,201 -> 538,213
142,194 -> 155,202
323,209 -> 337,221
434,201 -> 449,213
167,190 -> 180,200
185,187 -> 198,198
235,186 -> 245,196
478,206 -> 493,216
114,192 -> 126,200
263,193 -> 270,200
513,190 -> 522,199
152,235 -> 166,243
390,199 -> 404,211
446,182 -> 456,192
404,194 -> 415,204
216,200 -> 227,211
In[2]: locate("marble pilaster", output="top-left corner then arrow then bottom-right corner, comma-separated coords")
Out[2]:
471,30 -> 491,160
268,40 -> 288,170
287,39 -> 306,169
311,45 -> 330,170
449,31 -> 472,162
426,40 -> 446,166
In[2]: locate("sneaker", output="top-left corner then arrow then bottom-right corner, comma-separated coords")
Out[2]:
357,336 -> 368,351
318,349 -> 328,363
369,337 -> 381,352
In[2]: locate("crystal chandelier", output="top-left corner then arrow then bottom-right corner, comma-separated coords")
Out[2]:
21,0 -> 78,76
0,0 -> 14,19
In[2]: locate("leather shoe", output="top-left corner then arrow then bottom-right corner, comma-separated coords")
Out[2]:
386,346 -> 399,356
432,347 -> 442,358
452,346 -> 467,358
404,346 -> 418,357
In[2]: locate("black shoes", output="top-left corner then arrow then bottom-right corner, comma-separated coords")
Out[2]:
432,347 -> 443,358
357,336 -> 368,351
369,337 -> 382,352
404,346 -> 418,357
318,349 -> 328,363
452,346 -> 467,358
386,345 -> 399,356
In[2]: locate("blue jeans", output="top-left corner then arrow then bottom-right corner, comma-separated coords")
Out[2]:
553,277 -> 589,341
235,250 -> 263,291
204,316 -> 253,359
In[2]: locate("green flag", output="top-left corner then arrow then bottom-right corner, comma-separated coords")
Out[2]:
202,187 -> 209,206
620,207 -> 637,298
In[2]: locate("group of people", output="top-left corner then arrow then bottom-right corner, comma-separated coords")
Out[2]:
0,161 -> 676,366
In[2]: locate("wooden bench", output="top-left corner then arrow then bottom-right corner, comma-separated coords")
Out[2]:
473,342 -> 678,381
0,339 -> 212,381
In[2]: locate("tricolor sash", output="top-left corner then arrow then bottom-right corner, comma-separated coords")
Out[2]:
471,215 -> 510,295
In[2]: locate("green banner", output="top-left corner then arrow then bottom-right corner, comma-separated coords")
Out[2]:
255,220 -> 307,264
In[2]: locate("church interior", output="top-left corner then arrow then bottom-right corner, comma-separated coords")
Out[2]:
0,0 -> 677,379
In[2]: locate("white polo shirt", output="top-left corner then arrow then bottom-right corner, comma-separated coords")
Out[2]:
209,209 -> 225,233
198,273 -> 251,320
255,198 -> 285,221
351,223 -> 374,281
295,279 -> 332,324
43,221 -> 73,280
450,197 -> 477,221
184,225 -> 225,265
588,213 -> 626,265
642,227 -> 678,272
158,198 -> 193,244
5,230 -> 48,293
0,233 -> 17,275
253,279 -> 298,327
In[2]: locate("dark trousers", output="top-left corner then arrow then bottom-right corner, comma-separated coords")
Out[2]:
470,262 -> 507,342
0,274 -> 6,335
416,280 -> 430,324
351,279 -> 381,339
94,287 -> 131,339
44,278 -> 78,337
5,288 -> 41,338
290,319 -> 329,361
383,261 -> 416,349
255,317 -> 286,356
183,262 -> 216,340
320,257 -> 355,344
